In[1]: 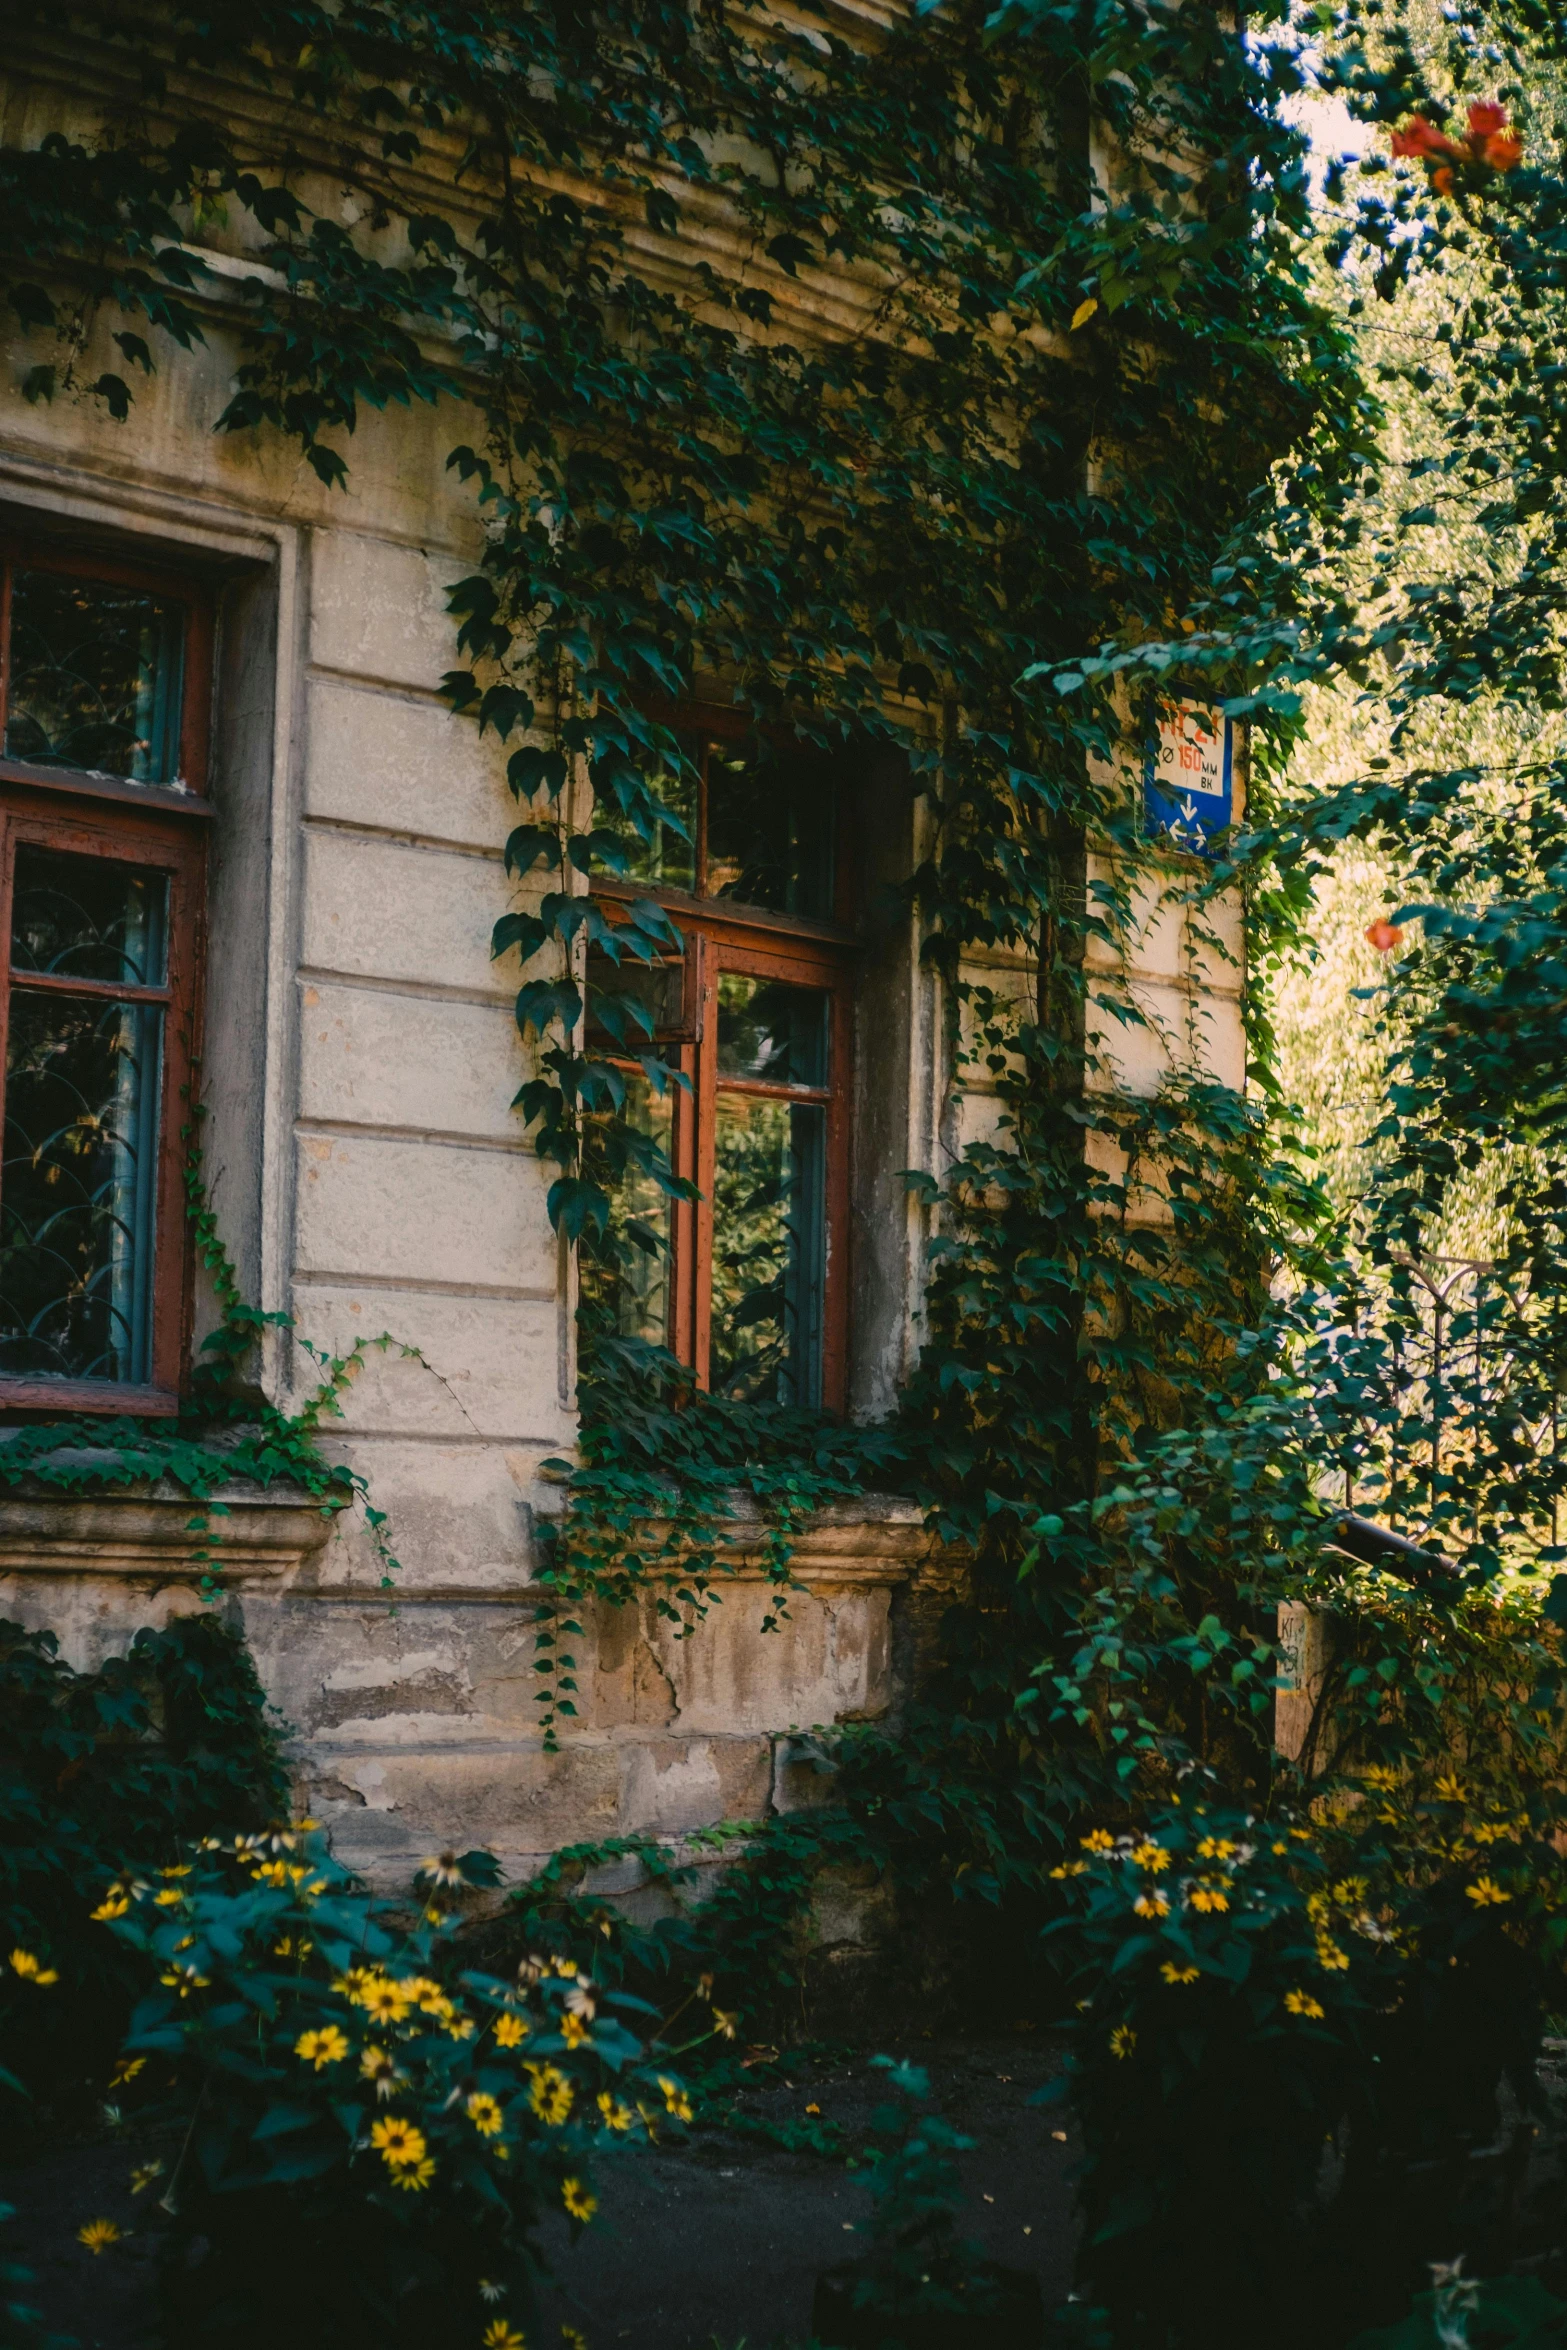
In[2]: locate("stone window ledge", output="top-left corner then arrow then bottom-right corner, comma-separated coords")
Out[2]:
0,1477 -> 341,1582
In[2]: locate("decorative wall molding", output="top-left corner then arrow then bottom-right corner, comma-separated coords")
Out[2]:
0,1479 -> 341,1582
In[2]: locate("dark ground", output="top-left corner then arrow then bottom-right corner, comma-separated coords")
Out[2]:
1,2032 -> 1079,2350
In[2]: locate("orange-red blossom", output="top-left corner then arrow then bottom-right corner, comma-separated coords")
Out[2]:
1391,99 -> 1523,186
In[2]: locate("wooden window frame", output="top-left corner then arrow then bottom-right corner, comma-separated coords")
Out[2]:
593,708 -> 856,1411
0,543 -> 212,1418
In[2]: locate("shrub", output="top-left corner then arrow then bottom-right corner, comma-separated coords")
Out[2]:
98,1827 -> 679,2349
1045,1767 -> 1567,2346
0,1613 -> 285,2110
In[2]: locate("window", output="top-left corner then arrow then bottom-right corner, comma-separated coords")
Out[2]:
0,546 -> 210,1412
585,718 -> 854,1410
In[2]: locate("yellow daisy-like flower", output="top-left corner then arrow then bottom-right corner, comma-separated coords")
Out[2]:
9,1948 -> 59,1985
1132,1893 -> 1169,1920
1195,1838 -> 1236,1861
1316,1937 -> 1351,1972
370,2116 -> 428,2170
528,2066 -> 574,2126
1467,1876 -> 1510,1907
552,1955 -> 581,1979
160,1965 -> 211,1995
153,1888 -> 185,1909
494,2012 -> 529,2048
562,2331 -> 589,2350
77,2219 -> 121,2254
1160,1962 -> 1200,1985
656,2074 -> 693,2122
561,2177 -> 597,2224
91,1891 -> 130,1922
295,2026 -> 350,2071
1130,1842 -> 1170,1872
597,2093 -> 634,2132
252,1861 -> 291,1888
1435,1774 -> 1465,1803
1284,1990 -> 1325,2019
559,2011 -> 590,2049
481,2325 -> 527,2350
1271,1841 -> 1288,1855
1081,1830 -> 1116,1853
356,1976 -> 412,2025
128,2161 -> 165,2195
389,2157 -> 438,2193
1187,1883 -> 1230,1914
109,2057 -> 145,2088
360,2045 -> 398,2092
1109,2026 -> 1137,2059
467,2092 -> 505,2137
1048,1861 -> 1087,1879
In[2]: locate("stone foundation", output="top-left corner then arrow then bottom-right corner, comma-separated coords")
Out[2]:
0,1482 -> 966,1883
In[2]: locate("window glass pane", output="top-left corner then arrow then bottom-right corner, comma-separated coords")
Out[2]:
579,1073 -> 675,1355
0,991 -> 163,1382
709,1094 -> 825,1407
596,747 -> 697,895
706,740 -> 834,919
5,570 -> 185,784
717,974 -> 829,1086
11,848 -> 168,987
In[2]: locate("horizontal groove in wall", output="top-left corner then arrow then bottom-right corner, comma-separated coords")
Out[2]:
294,1116 -> 530,1156
303,811 -> 506,863
290,1267 -> 555,1302
295,965 -> 516,1011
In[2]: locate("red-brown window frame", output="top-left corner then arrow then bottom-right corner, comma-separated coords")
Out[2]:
594,705 -> 855,1412
0,541 -> 212,1416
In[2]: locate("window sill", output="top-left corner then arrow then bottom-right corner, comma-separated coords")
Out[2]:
593,876 -> 858,949
0,1379 -> 181,1416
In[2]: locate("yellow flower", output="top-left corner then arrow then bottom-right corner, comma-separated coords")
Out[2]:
1361,1765 -> 1399,1791
597,2093 -> 634,2132
92,1892 -> 130,1922
467,2092 -> 505,2137
494,2012 -> 529,2048
1316,1937 -> 1351,1972
160,1965 -> 211,1995
9,1948 -> 58,1985
1081,1830 -> 1116,1853
559,2012 -> 590,2048
528,2066 -> 574,2126
1187,1882 -> 1230,1914
1049,1862 -> 1087,1879
562,2332 -> 589,2350
355,1976 -> 412,2024
481,2325 -> 527,2350
370,2116 -> 428,2170
1195,1838 -> 1236,1861
1133,1893 -> 1169,1919
109,2057 -> 145,2087
656,2074 -> 693,2122
1160,1962 -> 1199,1985
562,2177 -> 597,2224
1467,1877 -> 1510,1907
552,1955 -> 581,1978
77,2219 -> 121,2254
1109,2026 -> 1137,2059
153,1889 -> 185,1909
1271,1841 -> 1288,1855
389,2156 -> 438,2192
295,2026 -> 350,2071
1284,1990 -> 1325,2019
360,2045 -> 398,2095
1435,1774 -> 1465,1803
1130,1842 -> 1170,1872
128,2161 -> 165,2195
253,1861 -> 291,1887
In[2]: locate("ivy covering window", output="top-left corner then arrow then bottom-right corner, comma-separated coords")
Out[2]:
585,720 -> 853,1410
0,548 -> 209,1412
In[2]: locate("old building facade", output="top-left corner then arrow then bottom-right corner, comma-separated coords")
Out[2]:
0,19 -> 1244,1883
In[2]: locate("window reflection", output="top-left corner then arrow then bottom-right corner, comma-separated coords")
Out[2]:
706,741 -> 834,919
0,992 -> 162,1383
716,973 -> 828,1085
709,1094 -> 825,1406
579,1072 -> 675,1355
5,571 -> 184,784
12,848 -> 168,987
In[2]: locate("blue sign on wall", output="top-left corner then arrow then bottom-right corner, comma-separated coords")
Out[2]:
1143,701 -> 1236,860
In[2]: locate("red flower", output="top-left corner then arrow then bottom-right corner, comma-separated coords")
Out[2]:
1432,165 -> 1455,196
1365,920 -> 1403,954
1466,99 -> 1508,138
1484,130 -> 1523,169
1391,114 -> 1460,161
